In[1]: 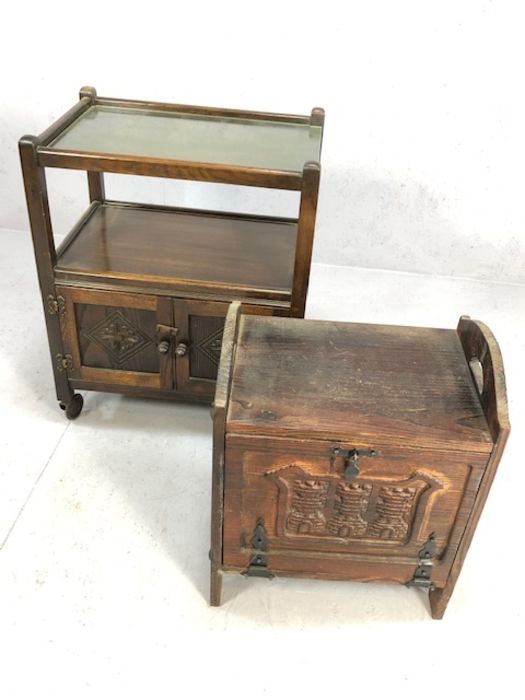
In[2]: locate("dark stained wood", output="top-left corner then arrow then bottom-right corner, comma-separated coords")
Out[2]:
174,299 -> 229,399
220,561 -> 432,585
213,311 -> 509,616
37,148 -> 304,190
290,162 -> 321,317
310,109 -> 325,151
57,286 -> 165,391
87,171 -> 105,202
19,136 -> 72,405
429,316 -> 510,618
55,202 -> 297,301
57,285 -> 158,310
78,366 -> 161,389
222,434 -> 486,589
19,137 -> 57,267
20,89 -> 322,412
69,379 -> 211,404
174,299 -> 276,399
56,286 -> 280,403
227,316 -> 494,453
78,88 -> 106,202
56,279 -> 291,311
211,302 -> 242,605
157,297 -> 175,391
76,304 -> 159,372
190,314 -> 232,381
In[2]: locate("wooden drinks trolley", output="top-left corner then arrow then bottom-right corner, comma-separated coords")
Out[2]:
211,304 -> 509,618
19,87 -> 323,417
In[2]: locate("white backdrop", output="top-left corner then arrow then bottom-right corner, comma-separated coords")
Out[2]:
1,0 -> 524,283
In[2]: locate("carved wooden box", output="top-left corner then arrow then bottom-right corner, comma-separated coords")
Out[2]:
210,304 -> 509,618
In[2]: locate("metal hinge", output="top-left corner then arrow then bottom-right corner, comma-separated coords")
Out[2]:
47,294 -> 66,316
56,353 -> 73,372
406,533 -> 436,590
242,518 -> 274,579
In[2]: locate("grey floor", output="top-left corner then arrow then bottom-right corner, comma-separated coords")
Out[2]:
1,229 -> 523,698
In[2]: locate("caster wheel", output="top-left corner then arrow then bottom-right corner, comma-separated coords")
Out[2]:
60,393 -> 83,420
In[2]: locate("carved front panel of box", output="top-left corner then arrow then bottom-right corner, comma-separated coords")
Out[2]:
76,304 -> 159,373
188,314 -> 224,380
267,465 -> 440,547
222,437 -> 484,582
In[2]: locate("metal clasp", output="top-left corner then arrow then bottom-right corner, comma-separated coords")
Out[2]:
330,447 -> 377,482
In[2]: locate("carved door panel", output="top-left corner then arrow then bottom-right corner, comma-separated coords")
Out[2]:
57,286 -> 174,390
173,299 -> 229,399
173,300 -> 275,399
222,436 -> 486,585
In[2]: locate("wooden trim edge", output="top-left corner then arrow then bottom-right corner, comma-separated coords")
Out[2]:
210,302 -> 242,605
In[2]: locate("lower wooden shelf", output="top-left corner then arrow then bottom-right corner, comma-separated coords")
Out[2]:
55,200 -> 297,301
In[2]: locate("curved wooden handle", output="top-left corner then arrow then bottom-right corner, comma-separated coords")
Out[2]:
430,316 -> 511,618
456,315 -> 510,441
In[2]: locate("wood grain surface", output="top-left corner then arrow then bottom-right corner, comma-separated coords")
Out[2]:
213,310 -> 510,617
56,202 -> 297,301
227,316 -> 494,452
222,434 -> 487,589
21,88 -> 322,412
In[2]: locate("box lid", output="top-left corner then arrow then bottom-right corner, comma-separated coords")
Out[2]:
226,316 -> 493,454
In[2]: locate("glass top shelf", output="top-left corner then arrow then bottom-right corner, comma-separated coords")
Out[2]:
47,105 -> 323,173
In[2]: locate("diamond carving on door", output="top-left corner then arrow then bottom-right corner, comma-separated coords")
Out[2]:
195,326 -> 223,367
189,315 -> 225,380
81,309 -> 153,367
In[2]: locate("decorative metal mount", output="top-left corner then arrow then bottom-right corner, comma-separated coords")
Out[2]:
406,533 -> 437,590
47,294 -> 66,317
56,353 -> 73,372
242,518 -> 274,579
330,447 -> 377,482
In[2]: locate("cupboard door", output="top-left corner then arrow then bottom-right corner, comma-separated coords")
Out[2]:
56,287 -> 174,390
173,299 -> 230,398
174,300 -> 276,398
222,435 -> 486,587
